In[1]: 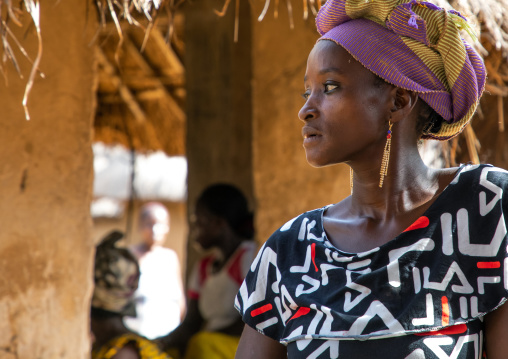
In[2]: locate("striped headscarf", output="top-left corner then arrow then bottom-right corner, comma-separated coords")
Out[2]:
92,231 -> 140,316
316,0 -> 486,140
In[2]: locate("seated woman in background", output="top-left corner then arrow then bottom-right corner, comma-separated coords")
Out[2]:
158,184 -> 257,359
91,230 -> 172,359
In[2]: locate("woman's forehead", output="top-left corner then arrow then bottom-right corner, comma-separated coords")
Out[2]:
306,40 -> 368,78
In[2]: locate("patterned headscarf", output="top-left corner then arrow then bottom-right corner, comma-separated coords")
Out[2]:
92,231 -> 140,316
315,0 -> 486,140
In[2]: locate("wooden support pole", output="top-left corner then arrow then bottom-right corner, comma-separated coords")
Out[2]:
464,125 -> 480,165
498,95 -> 505,132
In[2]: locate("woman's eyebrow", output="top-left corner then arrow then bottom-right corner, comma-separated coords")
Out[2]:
319,67 -> 344,75
304,67 -> 344,82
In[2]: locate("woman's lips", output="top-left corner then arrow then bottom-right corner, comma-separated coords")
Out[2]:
302,126 -> 322,146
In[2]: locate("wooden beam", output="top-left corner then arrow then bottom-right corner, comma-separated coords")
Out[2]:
122,37 -> 182,87
100,73 -> 183,91
149,29 -> 185,78
99,88 -> 167,104
97,74 -> 121,93
128,27 -> 184,80
95,47 -> 147,123
124,35 -> 155,74
122,36 -> 185,122
123,76 -> 164,90
99,94 -> 123,104
485,83 -> 508,97
137,88 -> 167,101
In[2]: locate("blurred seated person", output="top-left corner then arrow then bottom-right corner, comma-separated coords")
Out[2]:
125,202 -> 186,339
158,184 -> 257,359
91,230 -> 172,359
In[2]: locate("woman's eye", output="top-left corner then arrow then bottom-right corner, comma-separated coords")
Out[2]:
324,83 -> 339,93
301,91 -> 310,100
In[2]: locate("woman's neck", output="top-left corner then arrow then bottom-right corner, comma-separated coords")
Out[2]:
349,145 -> 447,220
92,316 -> 131,350
215,232 -> 244,269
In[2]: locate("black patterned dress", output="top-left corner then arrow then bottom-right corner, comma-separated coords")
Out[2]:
235,164 -> 508,358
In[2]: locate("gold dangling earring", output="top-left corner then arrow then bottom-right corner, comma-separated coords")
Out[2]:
350,167 -> 354,194
379,121 -> 393,188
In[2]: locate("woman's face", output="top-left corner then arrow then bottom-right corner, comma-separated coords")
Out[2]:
299,40 -> 393,167
140,209 -> 169,247
192,203 -> 223,250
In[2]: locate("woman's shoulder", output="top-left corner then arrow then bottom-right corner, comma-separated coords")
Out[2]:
112,333 -> 172,359
93,333 -> 171,359
274,206 -> 328,234
452,163 -> 508,182
444,163 -> 508,199
263,206 -> 330,249
110,342 -> 141,359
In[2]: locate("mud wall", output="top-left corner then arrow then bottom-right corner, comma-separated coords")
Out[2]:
0,1 -> 96,358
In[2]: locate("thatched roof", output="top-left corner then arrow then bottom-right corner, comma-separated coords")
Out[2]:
94,12 -> 186,156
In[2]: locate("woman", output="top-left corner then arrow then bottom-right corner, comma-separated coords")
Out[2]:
235,1 -> 508,358
159,184 -> 257,359
91,230 -> 172,359
125,202 -> 186,339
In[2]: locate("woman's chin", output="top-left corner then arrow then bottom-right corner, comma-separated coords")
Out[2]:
305,154 -> 330,168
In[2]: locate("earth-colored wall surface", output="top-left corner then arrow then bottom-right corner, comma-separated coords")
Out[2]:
0,2 -> 96,358
184,0 -> 254,205
251,4 -> 351,242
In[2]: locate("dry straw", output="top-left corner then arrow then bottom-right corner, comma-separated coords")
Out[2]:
94,0 -> 184,52
0,0 -> 42,120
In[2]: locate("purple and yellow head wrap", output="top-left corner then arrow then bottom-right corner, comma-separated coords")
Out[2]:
316,0 -> 486,140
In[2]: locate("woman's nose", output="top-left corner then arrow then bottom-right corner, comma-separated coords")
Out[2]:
298,99 -> 318,122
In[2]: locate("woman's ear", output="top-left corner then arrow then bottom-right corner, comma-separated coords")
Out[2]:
391,88 -> 418,122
